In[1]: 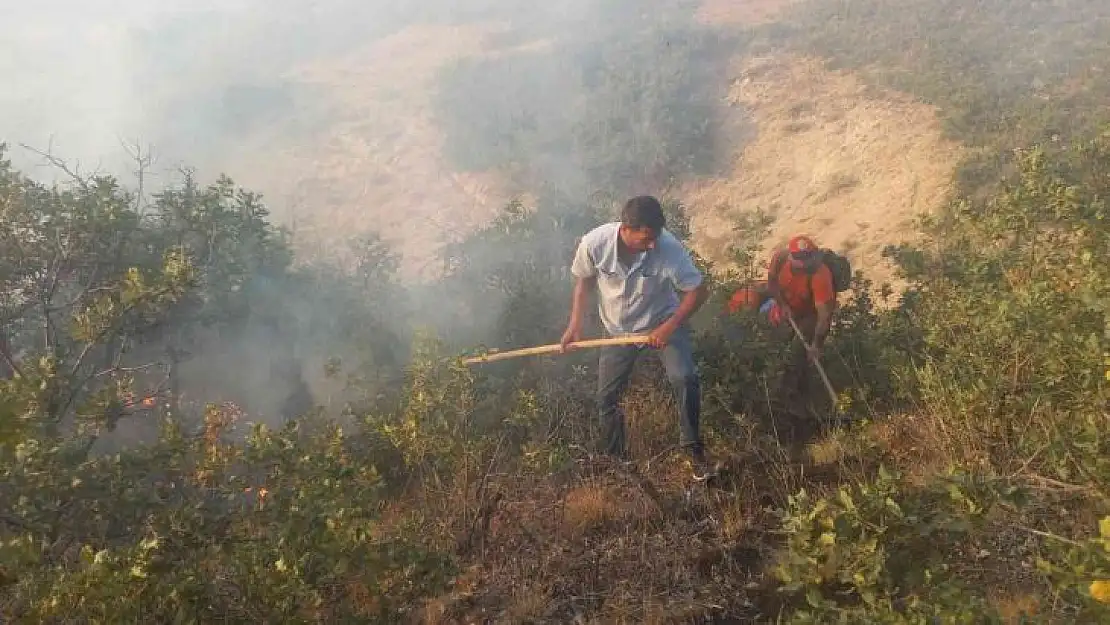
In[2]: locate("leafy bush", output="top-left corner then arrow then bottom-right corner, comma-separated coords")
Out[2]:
774,467 -> 1021,622
434,6 -> 734,198
2,408 -> 452,623
884,134 -> 1110,486
0,144 -> 435,622
1036,515 -> 1110,621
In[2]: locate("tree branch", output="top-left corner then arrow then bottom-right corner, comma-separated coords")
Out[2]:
58,283 -> 183,423
0,331 -> 22,378
119,137 -> 157,216
18,140 -> 95,190
0,512 -> 38,533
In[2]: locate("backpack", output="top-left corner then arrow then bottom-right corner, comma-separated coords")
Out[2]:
821,249 -> 852,293
770,247 -> 853,295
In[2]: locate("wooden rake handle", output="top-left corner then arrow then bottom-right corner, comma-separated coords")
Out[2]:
785,313 -> 839,409
463,335 -> 651,365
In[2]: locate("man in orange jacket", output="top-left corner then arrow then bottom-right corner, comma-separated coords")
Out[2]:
765,235 -> 838,410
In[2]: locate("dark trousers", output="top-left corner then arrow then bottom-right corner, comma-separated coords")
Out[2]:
596,324 -> 702,457
782,313 -> 817,399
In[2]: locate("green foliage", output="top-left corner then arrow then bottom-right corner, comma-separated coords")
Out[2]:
0,148 -> 209,442
0,144 -> 427,620
372,332 -> 479,482
775,467 -> 1021,622
152,171 -> 294,330
434,3 -> 733,197
1035,515 -> 1110,621
885,134 -> 1110,486
821,273 -> 919,416
1,410 -> 451,623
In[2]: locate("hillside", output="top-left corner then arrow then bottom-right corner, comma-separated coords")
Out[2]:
196,0 -> 958,286
682,53 -> 963,287
205,23 -> 513,279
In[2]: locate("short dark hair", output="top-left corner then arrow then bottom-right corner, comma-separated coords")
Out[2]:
620,195 -> 666,234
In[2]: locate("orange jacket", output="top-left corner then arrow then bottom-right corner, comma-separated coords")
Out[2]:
727,280 -> 769,314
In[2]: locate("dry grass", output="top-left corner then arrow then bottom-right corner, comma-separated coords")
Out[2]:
503,585 -> 550,623
422,464 -> 774,623
561,484 -> 626,535
391,388 -> 1072,623
680,54 -> 965,291
208,23 -> 517,280
405,371 -> 866,623
992,593 -> 1041,624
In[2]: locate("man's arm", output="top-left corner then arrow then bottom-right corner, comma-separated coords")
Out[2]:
806,269 -> 837,361
560,275 -> 595,351
647,240 -> 709,347
766,249 -> 790,313
812,300 -> 833,349
647,282 -> 708,348
562,236 -> 597,351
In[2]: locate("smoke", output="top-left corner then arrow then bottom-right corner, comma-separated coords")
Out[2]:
2,1 -> 446,181
10,0 -> 1107,452
4,3 -> 219,174
0,1 -> 732,453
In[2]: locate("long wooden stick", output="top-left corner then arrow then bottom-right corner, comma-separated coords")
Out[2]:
785,313 -> 839,409
463,335 -> 651,365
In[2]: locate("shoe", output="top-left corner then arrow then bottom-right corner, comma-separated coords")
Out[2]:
688,449 -> 717,482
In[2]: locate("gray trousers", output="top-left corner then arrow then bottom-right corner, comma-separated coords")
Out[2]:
596,324 -> 702,457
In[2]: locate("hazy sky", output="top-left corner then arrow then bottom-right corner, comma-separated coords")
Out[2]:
0,0 -> 628,178
3,3 -> 222,169
1,1 -> 410,181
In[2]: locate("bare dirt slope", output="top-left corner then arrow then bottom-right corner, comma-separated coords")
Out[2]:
681,54 -> 964,287
212,24 -> 514,279
210,12 -> 962,289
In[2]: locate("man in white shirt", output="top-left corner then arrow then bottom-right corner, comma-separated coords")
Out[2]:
560,196 -> 715,481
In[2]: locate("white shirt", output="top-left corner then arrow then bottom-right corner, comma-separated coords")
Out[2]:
570,222 -> 703,336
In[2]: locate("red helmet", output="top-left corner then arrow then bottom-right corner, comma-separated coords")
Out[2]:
788,235 -> 818,256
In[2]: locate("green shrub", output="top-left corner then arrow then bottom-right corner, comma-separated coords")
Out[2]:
884,136 -> 1110,486
434,7 -> 734,198
774,467 -> 1022,623
2,411 -> 451,623
1035,515 -> 1110,621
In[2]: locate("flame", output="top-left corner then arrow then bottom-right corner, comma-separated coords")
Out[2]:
244,486 -> 269,504
121,391 -> 160,410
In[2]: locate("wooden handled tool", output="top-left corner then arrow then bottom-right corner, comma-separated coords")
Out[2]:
785,313 -> 839,408
463,335 -> 651,365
